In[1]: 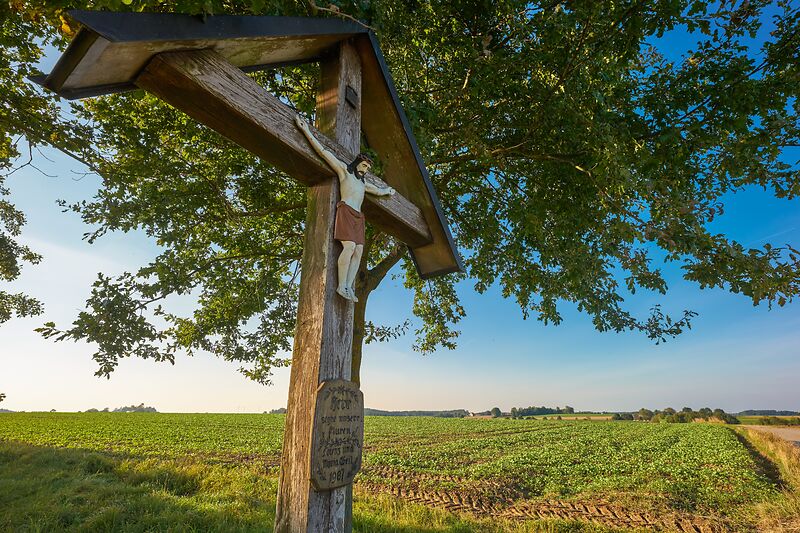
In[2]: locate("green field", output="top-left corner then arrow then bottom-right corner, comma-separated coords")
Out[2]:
737,416 -> 762,425
737,415 -> 800,426
1,413 -> 798,532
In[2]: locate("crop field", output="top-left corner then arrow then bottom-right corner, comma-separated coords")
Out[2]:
1,413 -> 798,532
737,415 -> 800,426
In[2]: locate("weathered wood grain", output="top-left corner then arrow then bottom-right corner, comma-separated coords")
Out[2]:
134,49 -> 431,248
273,40 -> 361,533
355,36 -> 462,277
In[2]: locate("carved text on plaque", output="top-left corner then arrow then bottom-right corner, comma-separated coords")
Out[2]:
310,379 -> 364,491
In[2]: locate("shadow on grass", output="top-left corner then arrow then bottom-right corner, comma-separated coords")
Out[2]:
731,430 -> 787,490
0,440 -> 276,532
355,515 -> 475,533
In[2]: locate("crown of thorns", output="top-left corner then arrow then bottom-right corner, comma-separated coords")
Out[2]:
352,153 -> 374,166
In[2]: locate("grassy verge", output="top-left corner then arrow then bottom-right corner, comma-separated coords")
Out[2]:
736,428 -> 800,532
0,441 -> 628,533
0,441 -> 277,532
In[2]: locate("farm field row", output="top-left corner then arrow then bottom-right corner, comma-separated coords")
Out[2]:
1,413 -> 798,531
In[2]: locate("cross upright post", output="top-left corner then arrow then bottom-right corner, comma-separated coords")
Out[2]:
274,40 -> 361,533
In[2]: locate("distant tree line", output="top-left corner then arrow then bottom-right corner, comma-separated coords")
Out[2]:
739,410 -> 799,416
85,403 -> 157,413
757,416 -> 800,426
510,405 -> 575,419
612,407 -> 739,424
264,407 -> 469,417
364,408 -> 469,418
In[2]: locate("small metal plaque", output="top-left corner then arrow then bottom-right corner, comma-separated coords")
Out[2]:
345,85 -> 359,109
310,379 -> 364,491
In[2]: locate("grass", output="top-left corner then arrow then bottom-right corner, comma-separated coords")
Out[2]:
1,413 -> 798,531
735,427 -> 800,532
0,441 -> 276,532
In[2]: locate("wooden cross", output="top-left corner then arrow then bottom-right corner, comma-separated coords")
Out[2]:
36,11 -> 462,533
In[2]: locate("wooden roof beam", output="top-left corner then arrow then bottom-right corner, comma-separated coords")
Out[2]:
135,49 -> 432,249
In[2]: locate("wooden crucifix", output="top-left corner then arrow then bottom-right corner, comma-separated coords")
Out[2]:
35,11 -> 462,533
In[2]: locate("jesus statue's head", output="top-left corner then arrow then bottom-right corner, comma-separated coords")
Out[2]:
347,153 -> 374,180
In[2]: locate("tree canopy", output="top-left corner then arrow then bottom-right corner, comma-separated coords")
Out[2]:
2,0 -> 798,384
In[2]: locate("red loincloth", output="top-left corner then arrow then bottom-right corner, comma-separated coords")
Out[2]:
334,201 -> 365,245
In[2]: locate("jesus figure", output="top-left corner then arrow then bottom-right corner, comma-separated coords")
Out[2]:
295,116 -> 395,302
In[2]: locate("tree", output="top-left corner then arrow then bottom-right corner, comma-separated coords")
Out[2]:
490,407 -> 502,418
636,408 -> 654,421
3,1 -> 799,385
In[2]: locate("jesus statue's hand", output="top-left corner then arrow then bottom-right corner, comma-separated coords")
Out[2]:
294,115 -> 310,131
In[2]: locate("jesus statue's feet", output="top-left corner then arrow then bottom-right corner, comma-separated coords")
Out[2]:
336,286 -> 351,300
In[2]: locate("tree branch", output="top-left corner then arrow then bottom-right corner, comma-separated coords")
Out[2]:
365,244 -> 405,293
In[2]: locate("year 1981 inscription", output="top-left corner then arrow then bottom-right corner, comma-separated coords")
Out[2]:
310,379 -> 364,491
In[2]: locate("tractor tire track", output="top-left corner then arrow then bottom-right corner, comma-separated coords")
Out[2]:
356,467 -> 725,532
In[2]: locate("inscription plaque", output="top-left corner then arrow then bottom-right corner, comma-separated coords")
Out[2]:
310,379 -> 364,491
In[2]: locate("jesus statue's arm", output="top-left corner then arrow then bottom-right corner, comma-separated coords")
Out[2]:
294,116 -> 347,177
365,180 -> 395,197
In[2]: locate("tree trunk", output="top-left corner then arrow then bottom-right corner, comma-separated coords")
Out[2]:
350,242 -> 405,386
350,291 -> 369,386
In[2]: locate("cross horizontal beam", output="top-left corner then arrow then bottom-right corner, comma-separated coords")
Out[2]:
135,49 -> 432,249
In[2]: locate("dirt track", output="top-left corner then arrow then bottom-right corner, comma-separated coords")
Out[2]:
748,425 -> 800,446
356,465 -> 725,532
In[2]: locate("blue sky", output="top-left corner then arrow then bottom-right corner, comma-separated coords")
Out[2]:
1,8 -> 799,414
